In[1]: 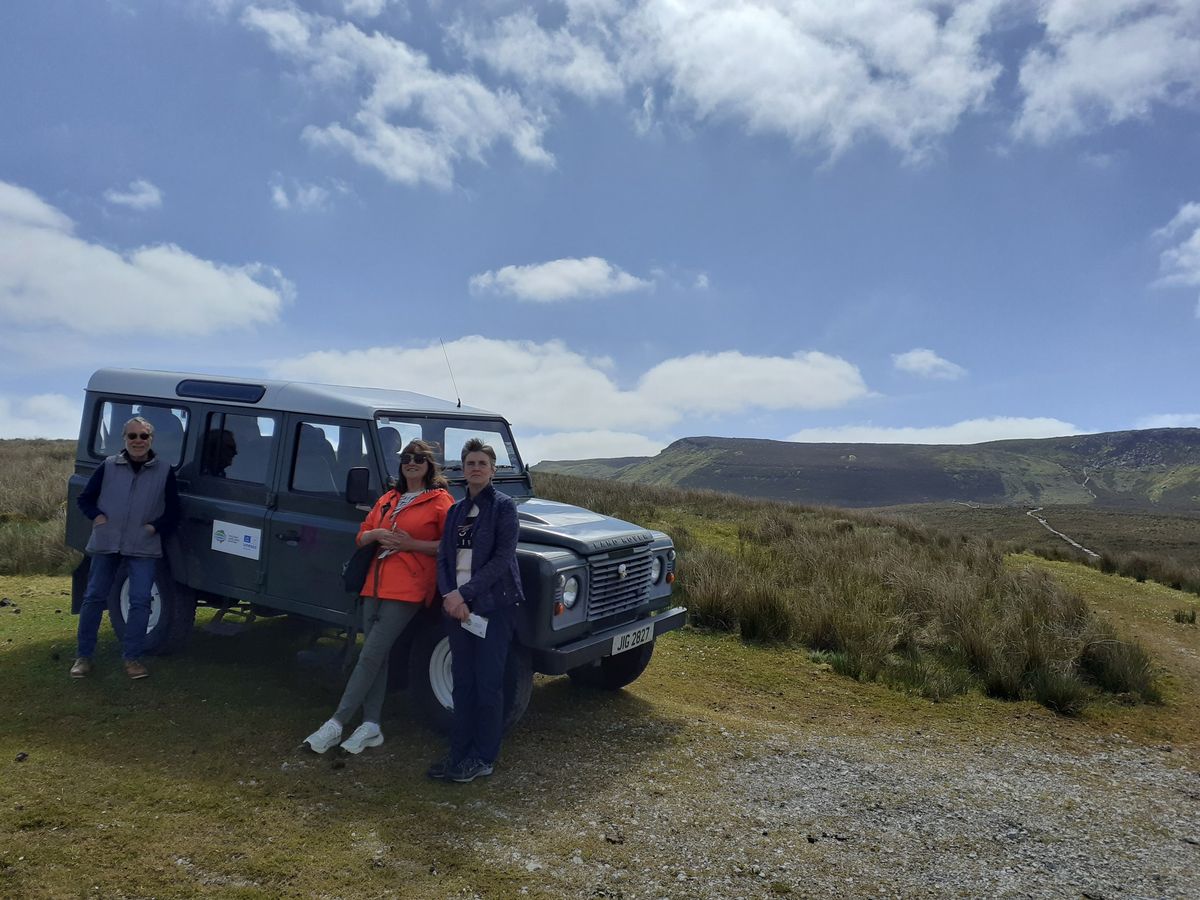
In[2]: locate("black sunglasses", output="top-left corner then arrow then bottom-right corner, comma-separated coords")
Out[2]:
399,452 -> 430,465
125,432 -> 152,440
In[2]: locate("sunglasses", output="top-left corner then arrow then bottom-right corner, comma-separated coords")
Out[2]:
125,432 -> 152,440
399,453 -> 430,465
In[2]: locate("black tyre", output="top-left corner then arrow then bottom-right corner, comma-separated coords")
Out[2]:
106,558 -> 197,656
567,640 -> 655,690
406,619 -> 533,735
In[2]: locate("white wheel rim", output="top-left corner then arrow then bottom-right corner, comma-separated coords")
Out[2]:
428,636 -> 455,711
119,578 -> 162,633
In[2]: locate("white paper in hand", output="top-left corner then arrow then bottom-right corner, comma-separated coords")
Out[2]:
462,613 -> 489,638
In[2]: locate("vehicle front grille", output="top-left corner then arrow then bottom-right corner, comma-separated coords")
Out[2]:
587,549 -> 653,621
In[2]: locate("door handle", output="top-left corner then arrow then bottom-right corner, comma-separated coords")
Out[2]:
276,530 -> 301,546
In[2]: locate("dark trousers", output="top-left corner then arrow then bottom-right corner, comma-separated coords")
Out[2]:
447,605 -> 514,765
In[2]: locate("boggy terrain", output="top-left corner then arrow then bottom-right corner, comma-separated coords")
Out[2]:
2,557 -> 1198,898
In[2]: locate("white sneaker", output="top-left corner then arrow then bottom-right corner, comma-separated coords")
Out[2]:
303,719 -> 343,754
340,722 -> 384,755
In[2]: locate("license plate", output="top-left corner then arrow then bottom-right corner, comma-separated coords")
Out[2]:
611,623 -> 654,656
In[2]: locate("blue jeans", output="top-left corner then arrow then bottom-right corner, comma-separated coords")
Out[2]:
447,605 -> 515,766
77,554 -> 157,660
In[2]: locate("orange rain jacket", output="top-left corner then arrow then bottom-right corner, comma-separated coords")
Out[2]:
357,488 -> 454,604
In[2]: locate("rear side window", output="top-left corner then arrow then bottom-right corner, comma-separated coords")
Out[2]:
290,421 -> 378,496
202,413 -> 276,484
92,401 -> 190,467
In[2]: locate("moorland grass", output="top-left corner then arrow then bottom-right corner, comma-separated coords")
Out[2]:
535,473 -> 1162,714
0,440 -> 79,576
0,443 -> 1165,713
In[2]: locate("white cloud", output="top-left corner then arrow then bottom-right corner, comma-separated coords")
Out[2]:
1154,201 -> 1200,313
269,337 -> 869,432
1135,413 -> 1200,429
694,272 -> 710,290
469,256 -> 652,302
454,0 -> 1006,161
0,180 -> 290,336
104,178 -> 163,211
892,347 -> 967,380
341,0 -> 397,20
269,176 -> 345,211
452,10 -> 623,101
518,429 -> 669,464
0,393 -> 81,439
787,417 -> 1081,445
639,350 -> 869,414
241,4 -> 552,189
1016,0 -> 1200,143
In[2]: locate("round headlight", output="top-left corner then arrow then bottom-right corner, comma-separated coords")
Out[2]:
650,557 -> 663,584
562,575 -> 581,609
667,549 -> 677,562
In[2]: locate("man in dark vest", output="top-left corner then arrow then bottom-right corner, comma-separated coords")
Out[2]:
71,416 -> 180,679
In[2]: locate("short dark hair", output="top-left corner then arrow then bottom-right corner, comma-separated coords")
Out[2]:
402,439 -> 449,490
460,437 -> 496,465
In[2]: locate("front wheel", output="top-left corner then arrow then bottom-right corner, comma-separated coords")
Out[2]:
567,640 -> 655,690
106,558 -> 197,656
406,620 -> 533,735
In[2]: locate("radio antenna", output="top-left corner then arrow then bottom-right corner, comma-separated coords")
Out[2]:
440,338 -> 462,408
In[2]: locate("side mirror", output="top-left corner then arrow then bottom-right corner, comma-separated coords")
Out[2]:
345,467 -> 372,505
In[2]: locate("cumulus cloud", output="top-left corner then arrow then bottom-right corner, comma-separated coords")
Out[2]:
341,0 -> 397,19
269,176 -> 347,211
0,180 -> 290,336
1016,0 -> 1200,143
1154,201 -> 1200,313
451,9 -> 623,100
1136,413 -> 1200,429
269,336 -> 869,432
454,0 -> 1006,161
892,347 -> 967,380
640,351 -> 869,414
787,417 -> 1081,444
241,3 -> 552,189
469,257 -> 652,302
518,429 -> 669,464
0,393 -> 81,439
104,178 -> 163,211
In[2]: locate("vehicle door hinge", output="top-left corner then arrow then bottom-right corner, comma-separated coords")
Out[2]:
266,491 -> 278,510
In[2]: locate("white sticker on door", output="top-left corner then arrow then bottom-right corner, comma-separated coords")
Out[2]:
211,519 -> 262,560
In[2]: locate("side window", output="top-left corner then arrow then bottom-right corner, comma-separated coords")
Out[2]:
92,401 -> 189,468
202,413 -> 276,484
290,421 -> 377,496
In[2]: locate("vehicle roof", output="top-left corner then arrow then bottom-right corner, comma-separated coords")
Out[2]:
86,368 -> 501,421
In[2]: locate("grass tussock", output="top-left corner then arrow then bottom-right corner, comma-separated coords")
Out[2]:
0,440 -> 78,575
535,472 -> 1163,714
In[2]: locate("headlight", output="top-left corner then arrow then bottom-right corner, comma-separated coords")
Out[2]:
562,575 -> 581,609
667,549 -> 677,562
650,557 -> 663,584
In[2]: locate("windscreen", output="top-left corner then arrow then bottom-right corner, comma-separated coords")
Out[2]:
374,415 -> 524,483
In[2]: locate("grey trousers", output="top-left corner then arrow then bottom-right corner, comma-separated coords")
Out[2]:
334,596 -> 420,726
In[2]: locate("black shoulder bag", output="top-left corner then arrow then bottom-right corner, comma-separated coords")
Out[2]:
341,492 -> 394,593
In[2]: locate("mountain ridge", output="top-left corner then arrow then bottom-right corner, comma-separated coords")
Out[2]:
534,428 -> 1200,509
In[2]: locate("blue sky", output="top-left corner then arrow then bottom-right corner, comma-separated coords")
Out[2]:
2,0 -> 1199,461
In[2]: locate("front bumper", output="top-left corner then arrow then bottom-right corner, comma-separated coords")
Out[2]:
531,606 -> 687,675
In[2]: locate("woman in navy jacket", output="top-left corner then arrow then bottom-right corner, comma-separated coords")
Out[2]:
429,437 -> 524,783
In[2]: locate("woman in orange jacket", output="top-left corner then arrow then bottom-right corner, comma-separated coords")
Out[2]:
303,439 -> 453,754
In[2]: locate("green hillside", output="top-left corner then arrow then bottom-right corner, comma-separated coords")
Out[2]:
535,428 -> 1200,510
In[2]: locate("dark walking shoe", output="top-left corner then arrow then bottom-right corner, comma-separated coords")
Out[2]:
426,755 -> 456,780
448,758 -> 494,783
70,657 -> 92,678
123,659 -> 150,680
